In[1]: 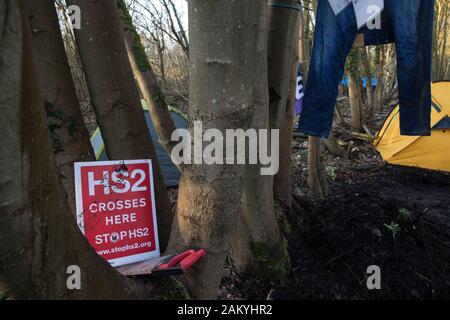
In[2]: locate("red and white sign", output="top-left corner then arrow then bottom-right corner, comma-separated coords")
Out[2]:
74,160 -> 159,267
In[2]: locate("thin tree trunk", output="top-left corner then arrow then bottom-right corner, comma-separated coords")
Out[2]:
347,49 -> 362,132
0,1 -> 141,299
308,136 -> 329,199
349,75 -> 362,132
268,0 -> 300,129
54,1 -> 90,107
298,4 -> 308,78
158,32 -> 167,86
302,2 -> 330,199
27,0 -> 95,214
274,90 -> 295,209
117,0 -> 178,158
274,14 -> 301,210
365,74 -> 374,112
374,46 -> 385,111
65,0 -> 173,251
362,48 -> 374,112
168,0 -> 265,299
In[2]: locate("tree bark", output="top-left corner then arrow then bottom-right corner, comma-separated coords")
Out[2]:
0,1 -> 142,299
54,1 -> 91,107
268,0 -> 300,129
273,15 -> 301,210
361,48 -> 374,112
65,0 -> 173,251
348,75 -> 362,132
274,93 -> 295,209
308,136 -> 329,199
347,49 -> 362,133
301,3 -> 330,199
230,3 -> 291,278
323,136 -> 342,156
229,1 -> 301,275
298,4 -> 308,78
168,0 -> 266,299
374,46 -> 385,112
27,0 -> 95,214
117,0 -> 178,158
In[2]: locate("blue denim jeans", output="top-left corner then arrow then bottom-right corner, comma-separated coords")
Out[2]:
298,0 -> 434,137
361,9 -> 395,46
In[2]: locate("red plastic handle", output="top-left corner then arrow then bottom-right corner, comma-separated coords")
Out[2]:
159,250 -> 195,270
180,249 -> 206,270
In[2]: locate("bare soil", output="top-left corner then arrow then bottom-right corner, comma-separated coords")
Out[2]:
218,103 -> 450,300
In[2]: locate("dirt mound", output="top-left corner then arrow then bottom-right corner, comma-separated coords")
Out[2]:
220,164 -> 450,300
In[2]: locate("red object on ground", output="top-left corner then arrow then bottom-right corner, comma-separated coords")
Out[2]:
116,249 -> 206,277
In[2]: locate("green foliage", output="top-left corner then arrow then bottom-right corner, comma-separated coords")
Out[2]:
360,48 -> 374,76
398,207 -> 412,223
44,101 -> 65,154
346,48 -> 360,79
325,165 -> 337,181
152,91 -> 165,107
384,222 -> 401,239
68,118 -> 78,137
44,100 -> 64,121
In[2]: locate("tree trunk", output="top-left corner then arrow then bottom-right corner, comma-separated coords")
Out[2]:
273,14 -> 301,210
117,0 -> 178,158
54,2 -> 91,107
301,3 -> 329,199
168,0 -> 266,299
308,136 -> 329,199
323,136 -> 342,156
365,74 -> 374,113
274,92 -> 295,209
362,48 -> 374,112
298,4 -> 308,78
158,32 -> 167,87
0,1 -> 141,299
348,75 -> 362,132
230,3 -> 291,278
267,0 -> 300,129
65,0 -> 173,251
27,0 -> 95,214
374,46 -> 385,112
346,49 -> 362,132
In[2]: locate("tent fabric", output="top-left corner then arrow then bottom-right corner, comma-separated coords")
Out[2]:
341,76 -> 378,88
433,116 -> 450,129
90,100 -> 188,187
374,81 -> 450,172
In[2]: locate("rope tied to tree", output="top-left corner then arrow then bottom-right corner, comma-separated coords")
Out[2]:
269,2 -> 301,11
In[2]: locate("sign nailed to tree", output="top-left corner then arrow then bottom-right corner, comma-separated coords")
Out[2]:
74,160 -> 160,267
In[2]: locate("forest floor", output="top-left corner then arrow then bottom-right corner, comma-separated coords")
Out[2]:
217,101 -> 450,300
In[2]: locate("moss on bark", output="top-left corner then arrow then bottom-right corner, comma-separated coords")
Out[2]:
249,239 -> 291,280
116,0 -> 151,72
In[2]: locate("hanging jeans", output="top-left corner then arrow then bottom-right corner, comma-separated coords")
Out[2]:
361,9 -> 395,46
298,0 -> 434,138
